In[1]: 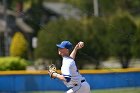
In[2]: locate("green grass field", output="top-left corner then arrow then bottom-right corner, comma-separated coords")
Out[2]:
27,87 -> 140,93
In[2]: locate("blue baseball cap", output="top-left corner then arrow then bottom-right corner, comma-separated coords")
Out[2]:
56,41 -> 72,50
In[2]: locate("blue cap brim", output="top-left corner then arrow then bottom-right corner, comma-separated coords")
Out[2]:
56,44 -> 65,49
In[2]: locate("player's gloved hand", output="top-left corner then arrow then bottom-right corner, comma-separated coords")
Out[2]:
48,64 -> 57,79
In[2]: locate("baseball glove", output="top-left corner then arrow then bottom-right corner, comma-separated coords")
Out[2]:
48,64 -> 57,79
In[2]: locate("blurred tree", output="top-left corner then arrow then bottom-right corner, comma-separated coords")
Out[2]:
132,23 -> 140,58
1,0 -> 140,17
35,18 -> 87,68
24,0 -> 44,36
81,17 -> 109,69
35,20 -> 60,60
99,0 -> 140,16
10,32 -> 28,58
118,0 -> 140,15
66,0 -> 93,16
0,0 -> 44,36
35,18 -> 82,58
108,12 -> 137,68
35,17 -> 109,69
99,0 -> 117,16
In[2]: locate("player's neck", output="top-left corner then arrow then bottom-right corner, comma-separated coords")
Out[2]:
62,54 -> 69,57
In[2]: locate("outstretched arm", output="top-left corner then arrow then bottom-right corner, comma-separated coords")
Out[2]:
51,72 -> 66,81
50,72 -> 72,83
70,41 -> 84,60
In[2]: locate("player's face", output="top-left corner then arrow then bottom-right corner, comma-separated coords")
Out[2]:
58,48 -> 69,56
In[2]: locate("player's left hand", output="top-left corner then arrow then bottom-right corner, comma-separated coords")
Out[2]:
48,64 -> 57,79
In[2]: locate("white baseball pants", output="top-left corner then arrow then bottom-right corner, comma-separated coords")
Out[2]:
65,81 -> 91,93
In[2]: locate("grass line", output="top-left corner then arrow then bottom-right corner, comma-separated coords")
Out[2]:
24,87 -> 140,93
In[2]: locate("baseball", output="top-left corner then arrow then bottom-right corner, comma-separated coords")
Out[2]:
79,41 -> 84,48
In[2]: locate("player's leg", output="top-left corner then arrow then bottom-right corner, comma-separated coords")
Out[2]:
65,82 -> 90,93
65,85 -> 81,93
75,82 -> 91,93
65,89 -> 74,93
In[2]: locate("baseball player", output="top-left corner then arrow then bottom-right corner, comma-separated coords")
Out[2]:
49,41 -> 91,93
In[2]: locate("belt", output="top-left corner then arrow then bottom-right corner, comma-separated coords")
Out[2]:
74,80 -> 85,86
81,80 -> 85,83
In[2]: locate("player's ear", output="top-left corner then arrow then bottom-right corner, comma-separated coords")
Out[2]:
66,49 -> 70,52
